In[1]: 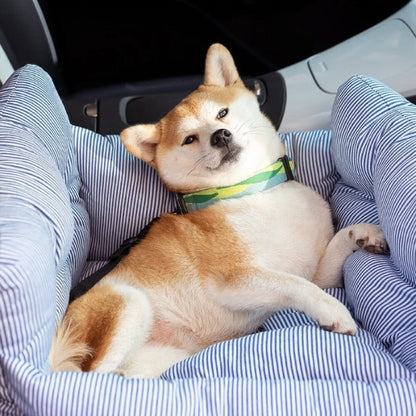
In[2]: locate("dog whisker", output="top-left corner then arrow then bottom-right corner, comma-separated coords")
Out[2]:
234,119 -> 255,135
186,153 -> 210,176
235,119 -> 270,138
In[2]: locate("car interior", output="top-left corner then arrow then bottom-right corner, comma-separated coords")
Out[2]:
0,0 -> 413,135
1,1 -> 416,415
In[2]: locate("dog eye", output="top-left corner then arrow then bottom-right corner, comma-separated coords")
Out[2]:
217,108 -> 228,119
182,135 -> 197,145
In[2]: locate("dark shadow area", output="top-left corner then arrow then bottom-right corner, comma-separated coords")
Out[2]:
40,0 -> 409,94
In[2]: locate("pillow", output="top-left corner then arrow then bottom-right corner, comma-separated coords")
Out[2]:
1,66 -> 415,415
0,66 -> 90,290
330,75 -> 416,371
280,130 -> 339,201
72,126 -> 178,279
0,65 -> 90,412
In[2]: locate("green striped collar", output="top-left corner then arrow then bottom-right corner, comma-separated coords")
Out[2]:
177,155 -> 295,213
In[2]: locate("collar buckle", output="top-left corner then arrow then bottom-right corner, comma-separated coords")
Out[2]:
279,155 -> 295,181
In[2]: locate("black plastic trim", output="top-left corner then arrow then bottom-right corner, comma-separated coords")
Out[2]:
0,1 -> 58,79
256,71 -> 286,130
63,72 -> 286,135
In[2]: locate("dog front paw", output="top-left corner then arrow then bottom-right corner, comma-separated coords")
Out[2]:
348,224 -> 388,254
316,298 -> 357,336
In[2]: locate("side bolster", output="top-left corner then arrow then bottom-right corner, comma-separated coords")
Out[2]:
48,317 -> 91,372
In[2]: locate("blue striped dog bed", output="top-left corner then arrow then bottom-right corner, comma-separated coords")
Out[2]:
0,65 -> 415,415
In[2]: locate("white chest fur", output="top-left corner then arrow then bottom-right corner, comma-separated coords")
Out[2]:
145,180 -> 335,353
224,180 -> 334,280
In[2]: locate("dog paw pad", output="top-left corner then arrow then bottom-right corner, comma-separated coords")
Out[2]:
349,224 -> 388,254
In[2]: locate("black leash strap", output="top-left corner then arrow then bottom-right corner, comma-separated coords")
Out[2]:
69,217 -> 160,303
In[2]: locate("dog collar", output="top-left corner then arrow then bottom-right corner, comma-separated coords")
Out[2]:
177,155 -> 295,213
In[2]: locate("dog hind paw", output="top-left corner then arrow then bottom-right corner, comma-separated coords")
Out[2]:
348,224 -> 388,254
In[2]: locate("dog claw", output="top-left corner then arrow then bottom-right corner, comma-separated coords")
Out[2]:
321,323 -> 335,332
320,321 -> 356,336
349,224 -> 388,254
363,243 -> 388,254
316,300 -> 357,336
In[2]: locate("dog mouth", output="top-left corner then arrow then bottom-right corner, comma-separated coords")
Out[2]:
209,145 -> 242,170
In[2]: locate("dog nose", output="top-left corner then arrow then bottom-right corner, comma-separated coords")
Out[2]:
210,129 -> 233,147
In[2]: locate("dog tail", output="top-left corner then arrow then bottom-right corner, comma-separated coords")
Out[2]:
48,317 -> 91,372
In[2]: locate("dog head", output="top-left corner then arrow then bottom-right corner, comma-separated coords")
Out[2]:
120,43 -> 286,193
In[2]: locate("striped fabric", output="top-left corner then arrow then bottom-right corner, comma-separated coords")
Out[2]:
73,126 -> 177,263
331,75 -> 416,373
0,65 -> 90,414
280,129 -> 340,201
0,66 -> 415,415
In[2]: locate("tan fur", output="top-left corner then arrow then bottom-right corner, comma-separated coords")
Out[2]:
52,284 -> 126,372
49,43 -> 387,378
118,209 -> 248,288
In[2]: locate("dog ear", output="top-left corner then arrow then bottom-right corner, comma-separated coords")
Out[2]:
204,43 -> 244,88
120,124 -> 159,166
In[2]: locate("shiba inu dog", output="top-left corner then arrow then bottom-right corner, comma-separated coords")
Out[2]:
49,43 -> 387,378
